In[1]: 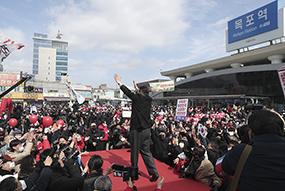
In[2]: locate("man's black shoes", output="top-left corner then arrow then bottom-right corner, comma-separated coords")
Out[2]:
149,174 -> 159,182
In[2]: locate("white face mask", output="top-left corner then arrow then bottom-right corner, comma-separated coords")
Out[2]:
76,135 -> 82,142
15,136 -> 21,140
18,146 -> 24,152
9,162 -> 15,168
228,132 -> 234,136
120,138 -> 126,142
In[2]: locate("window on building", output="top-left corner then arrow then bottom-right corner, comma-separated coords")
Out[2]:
56,67 -> 68,71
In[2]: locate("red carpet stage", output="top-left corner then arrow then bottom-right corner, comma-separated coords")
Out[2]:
81,149 -> 211,191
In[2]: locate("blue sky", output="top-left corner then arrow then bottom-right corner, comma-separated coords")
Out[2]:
1,0 -> 284,88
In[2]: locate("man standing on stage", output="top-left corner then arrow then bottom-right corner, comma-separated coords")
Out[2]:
114,74 -> 159,182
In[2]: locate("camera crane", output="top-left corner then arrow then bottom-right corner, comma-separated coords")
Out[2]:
0,71 -> 32,99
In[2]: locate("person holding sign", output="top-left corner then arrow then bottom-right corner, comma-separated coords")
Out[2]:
114,74 -> 159,182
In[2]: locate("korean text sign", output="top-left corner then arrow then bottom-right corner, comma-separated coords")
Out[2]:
175,99 -> 188,121
228,0 -> 278,44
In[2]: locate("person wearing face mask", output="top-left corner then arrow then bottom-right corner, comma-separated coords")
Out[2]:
150,125 -> 170,165
179,146 -> 221,190
13,129 -> 23,141
84,123 -> 104,151
226,127 -> 240,143
0,127 -> 5,145
0,135 -> 14,156
0,155 -> 16,176
97,120 -> 109,150
6,133 -> 34,173
114,134 -> 131,149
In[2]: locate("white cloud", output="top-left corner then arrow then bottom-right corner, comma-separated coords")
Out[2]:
209,17 -> 231,27
3,59 -> 31,73
145,57 -> 165,69
46,0 -> 189,53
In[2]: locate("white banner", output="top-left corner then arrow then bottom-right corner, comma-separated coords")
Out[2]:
175,99 -> 188,121
122,110 -> 132,118
149,80 -> 174,92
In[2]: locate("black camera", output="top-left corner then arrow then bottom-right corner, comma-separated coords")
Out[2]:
112,164 -> 138,181
56,144 -> 80,163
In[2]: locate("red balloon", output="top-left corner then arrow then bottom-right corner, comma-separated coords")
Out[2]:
157,116 -> 162,121
43,116 -> 53,127
29,115 -> 38,124
117,111 -> 120,115
118,106 -> 121,109
56,120 -> 65,127
9,118 -> 17,127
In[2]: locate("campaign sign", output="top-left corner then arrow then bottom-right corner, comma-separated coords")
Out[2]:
175,99 -> 188,121
228,0 -> 278,43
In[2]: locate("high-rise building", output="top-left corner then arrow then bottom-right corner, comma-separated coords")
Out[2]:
32,32 -> 69,82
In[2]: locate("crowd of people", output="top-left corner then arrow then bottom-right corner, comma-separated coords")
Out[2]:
0,98 -> 282,191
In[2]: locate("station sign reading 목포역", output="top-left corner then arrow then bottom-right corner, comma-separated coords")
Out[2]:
228,0 -> 278,44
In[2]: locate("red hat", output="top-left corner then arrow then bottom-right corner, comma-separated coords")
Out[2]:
37,142 -> 44,151
0,155 -> 15,163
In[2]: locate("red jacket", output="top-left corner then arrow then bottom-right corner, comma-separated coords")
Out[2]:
75,135 -> 85,150
98,124 -> 109,141
36,139 -> 51,161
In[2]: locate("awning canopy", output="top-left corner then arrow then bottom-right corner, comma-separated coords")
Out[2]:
45,97 -> 70,102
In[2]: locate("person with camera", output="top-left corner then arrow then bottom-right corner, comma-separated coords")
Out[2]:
47,148 -> 84,191
216,109 -> 285,191
114,74 -> 159,182
179,146 -> 221,190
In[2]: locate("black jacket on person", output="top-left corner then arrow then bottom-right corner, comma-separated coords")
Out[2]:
25,167 -> 52,191
220,134 -> 285,191
48,159 -> 84,191
84,128 -> 105,151
150,128 -> 170,164
120,85 -> 152,130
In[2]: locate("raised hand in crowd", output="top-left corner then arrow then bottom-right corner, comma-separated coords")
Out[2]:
44,156 -> 53,166
103,163 -> 115,176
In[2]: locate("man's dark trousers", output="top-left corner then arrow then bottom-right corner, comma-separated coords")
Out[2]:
129,128 -> 158,176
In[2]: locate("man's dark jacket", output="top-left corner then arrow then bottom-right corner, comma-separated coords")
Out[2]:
220,134 -> 285,191
120,85 -> 152,130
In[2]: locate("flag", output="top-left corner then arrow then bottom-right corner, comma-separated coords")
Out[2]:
66,83 -> 85,104
0,32 -> 24,64
197,123 -> 207,138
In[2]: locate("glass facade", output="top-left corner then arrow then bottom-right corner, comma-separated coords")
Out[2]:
173,71 -> 282,97
164,71 -> 284,109
33,33 -> 68,81
33,33 -> 52,75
